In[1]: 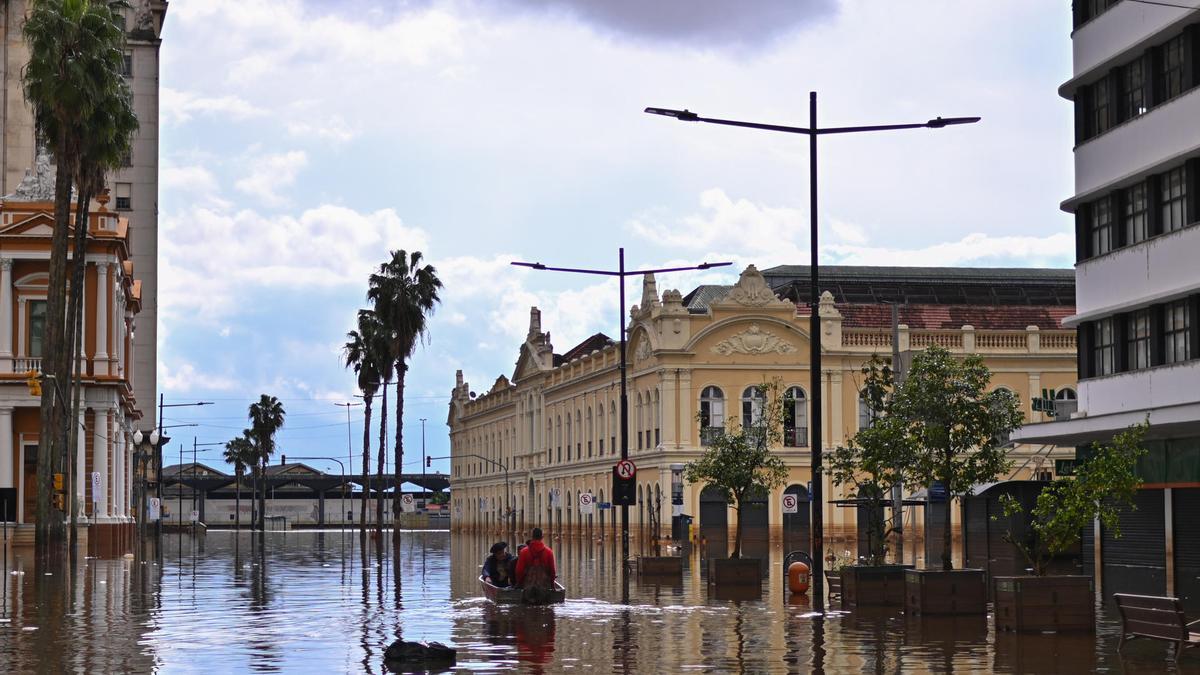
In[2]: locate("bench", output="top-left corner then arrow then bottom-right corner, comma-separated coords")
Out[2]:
1114,593 -> 1200,661
826,571 -> 843,604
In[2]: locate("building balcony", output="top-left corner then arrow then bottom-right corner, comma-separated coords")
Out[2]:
1069,223 -> 1200,324
1079,360 -> 1200,419
1069,88 -> 1200,204
1064,2 -> 1196,95
837,326 -> 1075,355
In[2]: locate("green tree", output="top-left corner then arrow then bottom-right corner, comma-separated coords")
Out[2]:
222,432 -> 256,531
344,309 -> 387,536
685,381 -> 789,559
367,250 -> 442,531
829,356 -> 908,565
23,0 -> 131,548
890,345 -> 1023,570
248,395 -> 286,530
999,422 -> 1147,576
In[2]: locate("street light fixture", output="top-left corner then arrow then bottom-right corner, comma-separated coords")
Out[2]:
512,250 -> 733,576
645,95 -> 979,611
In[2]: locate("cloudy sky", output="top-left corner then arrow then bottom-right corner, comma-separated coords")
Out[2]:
157,0 -> 1074,478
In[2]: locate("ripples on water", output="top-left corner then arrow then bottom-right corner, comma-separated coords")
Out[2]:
0,530 -> 1189,673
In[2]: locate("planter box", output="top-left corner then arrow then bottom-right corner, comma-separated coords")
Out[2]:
905,568 -> 987,615
840,565 -> 913,608
637,556 -> 683,576
709,558 -> 762,586
993,575 -> 1095,633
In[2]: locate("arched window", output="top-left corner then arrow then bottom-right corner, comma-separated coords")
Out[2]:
1055,387 -> 1077,400
699,386 -> 725,446
597,406 -> 605,455
556,416 -> 563,464
546,420 -> 553,464
858,391 -> 876,431
565,415 -> 572,461
653,389 -> 661,447
609,400 -> 617,455
742,386 -> 766,429
636,392 -> 644,450
575,410 -> 582,459
784,386 -> 808,447
586,407 -> 593,458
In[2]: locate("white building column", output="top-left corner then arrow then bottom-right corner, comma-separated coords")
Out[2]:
75,407 -> 86,516
95,263 -> 109,375
112,425 -> 124,519
0,259 -> 11,373
93,408 -> 108,518
0,407 -> 13,492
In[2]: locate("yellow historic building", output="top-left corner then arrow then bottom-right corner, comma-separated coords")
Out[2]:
448,264 -> 1078,551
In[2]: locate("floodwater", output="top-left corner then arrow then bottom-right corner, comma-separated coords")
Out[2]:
0,528 -> 1189,673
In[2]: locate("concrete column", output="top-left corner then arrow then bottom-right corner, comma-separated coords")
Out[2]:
0,259 -> 11,373
112,425 -> 123,518
95,263 -> 109,374
93,409 -> 108,518
0,407 -> 12,491
1166,488 -> 1175,596
1028,373 -> 1043,423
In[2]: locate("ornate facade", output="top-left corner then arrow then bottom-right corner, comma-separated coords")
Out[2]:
448,265 -> 1078,549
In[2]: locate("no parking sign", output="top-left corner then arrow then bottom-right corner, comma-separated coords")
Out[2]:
782,493 -> 799,514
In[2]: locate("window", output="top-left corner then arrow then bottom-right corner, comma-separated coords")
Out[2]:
1090,77 -> 1110,136
741,386 -> 765,429
1123,183 -> 1148,245
699,386 -> 724,445
636,394 -> 643,450
1162,34 -> 1186,102
1055,388 -> 1077,401
122,51 -> 133,77
1162,166 -> 1188,233
1165,300 -> 1192,364
858,391 -> 876,430
1089,198 -> 1113,256
1127,309 -> 1151,370
1093,318 -> 1115,376
783,386 -> 807,447
115,182 -> 131,210
1121,57 -> 1146,120
28,301 -> 46,357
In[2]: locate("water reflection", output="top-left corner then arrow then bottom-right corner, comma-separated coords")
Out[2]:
0,529 -> 1184,672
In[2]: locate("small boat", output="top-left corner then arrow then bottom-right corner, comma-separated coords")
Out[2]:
479,576 -> 566,605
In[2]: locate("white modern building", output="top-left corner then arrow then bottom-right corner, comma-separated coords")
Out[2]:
1014,1 -> 1200,605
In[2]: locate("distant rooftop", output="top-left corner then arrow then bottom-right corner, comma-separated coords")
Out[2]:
762,265 -> 1075,306
554,332 -> 614,366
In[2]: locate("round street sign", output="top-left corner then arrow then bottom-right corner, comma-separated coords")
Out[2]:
616,460 -> 637,480
402,494 -> 414,505
782,494 -> 798,514
579,493 -> 593,506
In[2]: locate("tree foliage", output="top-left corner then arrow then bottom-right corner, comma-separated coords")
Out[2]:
829,356 -> 907,565
685,380 -> 788,558
248,394 -> 286,530
999,422 -> 1147,576
887,346 -> 1023,569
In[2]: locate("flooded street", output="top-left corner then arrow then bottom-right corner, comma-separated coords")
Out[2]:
0,529 -> 1188,673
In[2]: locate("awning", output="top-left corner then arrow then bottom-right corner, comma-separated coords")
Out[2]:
1010,401 -> 1200,446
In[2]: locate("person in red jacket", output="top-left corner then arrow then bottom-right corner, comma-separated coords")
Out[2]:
515,527 -> 557,589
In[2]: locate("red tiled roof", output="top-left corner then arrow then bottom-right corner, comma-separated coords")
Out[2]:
795,303 -> 1076,330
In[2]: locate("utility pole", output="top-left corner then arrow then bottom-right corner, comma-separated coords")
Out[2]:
420,418 -> 427,509
334,402 -> 361,528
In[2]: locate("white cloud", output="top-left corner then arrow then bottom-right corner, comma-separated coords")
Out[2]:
285,116 -> 356,144
161,87 -> 265,125
162,165 -> 219,194
160,202 -> 428,322
235,150 -> 308,206
160,361 -> 239,394
827,232 -> 1075,268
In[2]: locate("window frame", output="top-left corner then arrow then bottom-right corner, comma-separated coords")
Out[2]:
1164,299 -> 1192,364
1126,308 -> 1151,371
1093,318 -> 1116,376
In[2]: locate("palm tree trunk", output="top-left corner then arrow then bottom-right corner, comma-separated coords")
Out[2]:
360,396 -> 373,537
392,363 -> 405,535
65,185 -> 92,543
376,384 -> 388,538
258,458 -> 267,531
235,469 -> 241,530
36,139 -> 74,550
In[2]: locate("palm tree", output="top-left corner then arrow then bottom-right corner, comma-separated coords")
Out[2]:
223,433 -> 255,530
367,250 -> 442,529
23,0 -> 131,547
248,395 -> 286,530
344,309 -> 386,537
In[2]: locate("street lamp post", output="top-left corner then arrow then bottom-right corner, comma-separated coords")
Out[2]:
512,251 -> 732,575
333,402 -> 361,527
646,95 -> 978,610
420,418 -> 427,509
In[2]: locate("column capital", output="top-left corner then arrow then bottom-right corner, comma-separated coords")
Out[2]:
0,258 -> 11,271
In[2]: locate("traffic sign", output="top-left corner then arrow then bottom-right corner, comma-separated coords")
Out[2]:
782,494 -> 799,514
551,488 -> 562,508
616,460 -> 637,479
189,509 -> 199,523
401,493 -> 416,513
579,492 -> 594,515
91,472 -> 102,504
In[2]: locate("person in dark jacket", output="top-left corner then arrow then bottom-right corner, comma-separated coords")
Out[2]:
482,542 -> 515,587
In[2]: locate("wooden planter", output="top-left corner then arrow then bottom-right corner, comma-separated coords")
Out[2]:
637,556 -> 683,576
993,575 -> 1095,632
905,568 -> 987,615
840,565 -> 913,608
709,558 -> 762,586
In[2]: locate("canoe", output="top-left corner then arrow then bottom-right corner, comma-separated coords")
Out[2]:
479,576 -> 566,605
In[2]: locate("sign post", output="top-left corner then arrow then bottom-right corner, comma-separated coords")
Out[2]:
612,460 -> 636,506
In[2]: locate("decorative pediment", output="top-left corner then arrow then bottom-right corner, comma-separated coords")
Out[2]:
489,374 -> 511,394
711,265 -> 793,309
0,212 -> 57,236
711,323 -> 797,356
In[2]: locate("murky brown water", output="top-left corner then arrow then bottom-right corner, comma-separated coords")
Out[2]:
0,529 -> 1190,673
